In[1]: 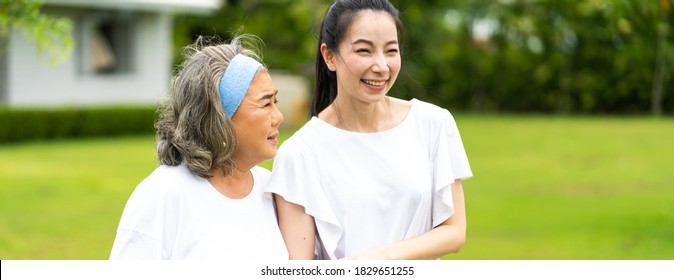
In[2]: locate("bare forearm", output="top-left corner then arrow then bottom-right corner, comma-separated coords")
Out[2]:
274,194 -> 316,259
375,224 -> 466,260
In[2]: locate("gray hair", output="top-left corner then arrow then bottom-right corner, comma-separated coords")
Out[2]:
155,34 -> 265,178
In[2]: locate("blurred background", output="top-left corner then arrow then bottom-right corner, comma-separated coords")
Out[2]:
1,0 -> 672,259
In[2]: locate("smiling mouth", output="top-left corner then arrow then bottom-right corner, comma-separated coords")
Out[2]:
362,79 -> 386,86
267,133 -> 279,142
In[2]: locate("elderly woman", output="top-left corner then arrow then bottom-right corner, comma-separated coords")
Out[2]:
110,35 -> 287,260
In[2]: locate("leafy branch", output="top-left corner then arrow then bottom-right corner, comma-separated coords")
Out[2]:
0,0 -> 73,64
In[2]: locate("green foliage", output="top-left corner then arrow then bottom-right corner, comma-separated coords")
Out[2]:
394,0 -> 674,114
0,0 -> 73,64
173,0 -> 674,115
173,0 -> 327,76
0,107 -> 156,143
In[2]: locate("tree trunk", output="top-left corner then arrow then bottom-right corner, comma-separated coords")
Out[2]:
651,0 -> 671,116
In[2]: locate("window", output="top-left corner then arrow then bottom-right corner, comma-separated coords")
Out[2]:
77,11 -> 135,75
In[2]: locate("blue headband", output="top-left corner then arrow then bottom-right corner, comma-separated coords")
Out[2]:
218,54 -> 263,119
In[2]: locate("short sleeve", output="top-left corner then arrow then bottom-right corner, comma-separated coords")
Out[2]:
109,184 -> 165,259
265,137 -> 343,259
431,110 -> 472,228
110,229 -> 163,259
109,169 -> 174,260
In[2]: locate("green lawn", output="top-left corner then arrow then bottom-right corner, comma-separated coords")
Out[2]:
1,115 -> 672,259
446,115 -> 674,259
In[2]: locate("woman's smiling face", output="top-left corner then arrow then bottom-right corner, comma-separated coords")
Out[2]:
323,10 -> 401,104
230,69 -> 283,167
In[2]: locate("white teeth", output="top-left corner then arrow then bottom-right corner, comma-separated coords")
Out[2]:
363,80 -> 385,86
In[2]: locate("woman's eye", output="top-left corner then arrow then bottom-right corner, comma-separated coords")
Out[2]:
356,49 -> 370,53
388,49 -> 399,54
264,99 -> 279,107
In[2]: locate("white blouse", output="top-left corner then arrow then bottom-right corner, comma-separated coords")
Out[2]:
266,99 -> 472,259
110,165 -> 289,260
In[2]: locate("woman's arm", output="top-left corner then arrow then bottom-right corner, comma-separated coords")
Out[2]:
344,179 -> 466,260
274,194 -> 317,259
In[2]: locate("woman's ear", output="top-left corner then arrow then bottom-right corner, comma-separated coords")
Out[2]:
320,43 -> 336,72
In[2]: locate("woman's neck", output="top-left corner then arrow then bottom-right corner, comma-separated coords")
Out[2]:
323,96 -> 393,133
208,165 -> 253,199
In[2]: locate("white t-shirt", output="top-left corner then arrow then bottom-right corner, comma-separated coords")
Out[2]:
265,99 -> 472,259
110,164 -> 288,260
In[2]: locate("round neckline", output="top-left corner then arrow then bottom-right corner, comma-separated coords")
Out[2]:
202,167 -> 258,204
313,98 -> 417,136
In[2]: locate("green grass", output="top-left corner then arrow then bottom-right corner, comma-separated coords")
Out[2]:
1,116 -> 673,259
0,136 -> 158,259
444,115 -> 674,259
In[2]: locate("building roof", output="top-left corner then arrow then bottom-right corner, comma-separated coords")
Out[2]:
43,0 -> 225,14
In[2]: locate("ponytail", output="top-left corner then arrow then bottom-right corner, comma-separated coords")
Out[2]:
311,22 -> 338,116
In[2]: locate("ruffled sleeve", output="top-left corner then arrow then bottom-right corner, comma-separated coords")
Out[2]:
431,109 -> 473,228
265,135 -> 343,259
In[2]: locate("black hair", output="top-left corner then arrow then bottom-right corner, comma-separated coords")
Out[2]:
310,0 -> 405,116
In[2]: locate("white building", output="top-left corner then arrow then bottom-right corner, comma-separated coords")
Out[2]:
0,0 -> 224,107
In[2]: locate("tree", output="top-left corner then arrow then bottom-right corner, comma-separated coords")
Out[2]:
652,0 -> 672,115
172,0 -> 325,76
0,0 -> 73,64
172,0 -> 673,115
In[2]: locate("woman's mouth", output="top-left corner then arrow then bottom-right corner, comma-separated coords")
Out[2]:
267,133 -> 279,145
362,79 -> 386,87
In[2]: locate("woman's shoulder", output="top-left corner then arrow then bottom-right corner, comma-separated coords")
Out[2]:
120,164 -> 199,216
407,98 -> 457,125
271,120 -> 333,171
277,118 -> 324,152
411,98 -> 452,116
134,164 -> 202,195
146,164 -> 198,183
